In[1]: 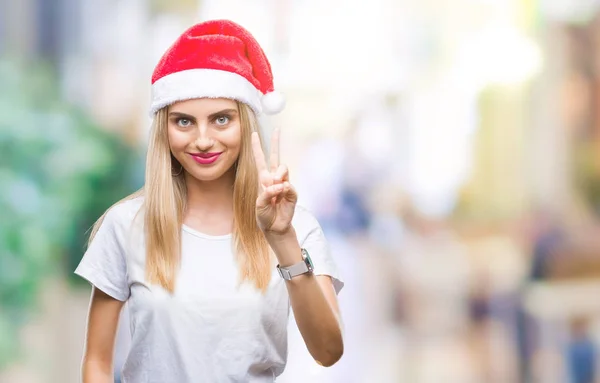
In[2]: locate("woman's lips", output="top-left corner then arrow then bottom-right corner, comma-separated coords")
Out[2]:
189,152 -> 222,165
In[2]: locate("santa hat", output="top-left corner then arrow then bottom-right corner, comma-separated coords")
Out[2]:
150,19 -> 285,116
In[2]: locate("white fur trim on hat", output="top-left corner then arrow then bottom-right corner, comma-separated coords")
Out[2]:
150,69 -> 263,116
261,91 -> 286,115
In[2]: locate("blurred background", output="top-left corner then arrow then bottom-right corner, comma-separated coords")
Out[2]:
2,0 -> 600,382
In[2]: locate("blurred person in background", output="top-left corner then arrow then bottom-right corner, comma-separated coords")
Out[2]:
567,317 -> 597,383
515,209 -> 564,381
74,20 -> 344,383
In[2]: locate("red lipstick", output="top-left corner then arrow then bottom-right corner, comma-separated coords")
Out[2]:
189,152 -> 222,165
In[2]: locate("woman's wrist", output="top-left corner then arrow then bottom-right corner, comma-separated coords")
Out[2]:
264,227 -> 302,267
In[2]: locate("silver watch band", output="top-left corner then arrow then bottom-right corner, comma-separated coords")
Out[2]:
277,249 -> 313,280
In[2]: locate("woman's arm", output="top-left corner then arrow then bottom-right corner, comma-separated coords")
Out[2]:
251,130 -> 343,366
267,230 -> 344,367
81,287 -> 125,383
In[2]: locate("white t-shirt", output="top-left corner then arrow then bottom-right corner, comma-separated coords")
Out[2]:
75,197 -> 343,383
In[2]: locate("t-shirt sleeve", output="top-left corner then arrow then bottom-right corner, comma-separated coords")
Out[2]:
294,206 -> 344,294
74,207 -> 130,301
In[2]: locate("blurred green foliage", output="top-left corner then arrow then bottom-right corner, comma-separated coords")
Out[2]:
575,142 -> 600,215
0,59 -> 142,369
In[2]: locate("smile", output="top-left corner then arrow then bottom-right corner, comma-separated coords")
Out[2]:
189,152 -> 222,165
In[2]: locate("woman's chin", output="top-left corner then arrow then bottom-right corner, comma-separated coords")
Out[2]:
184,165 -> 235,183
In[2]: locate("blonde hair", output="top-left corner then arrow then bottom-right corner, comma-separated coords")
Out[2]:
88,102 -> 272,292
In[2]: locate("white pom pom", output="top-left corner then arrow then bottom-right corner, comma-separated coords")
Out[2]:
261,91 -> 286,114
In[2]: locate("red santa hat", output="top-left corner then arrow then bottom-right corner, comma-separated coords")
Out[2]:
150,19 -> 285,116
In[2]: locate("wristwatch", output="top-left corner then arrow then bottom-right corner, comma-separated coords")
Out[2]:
277,248 -> 314,280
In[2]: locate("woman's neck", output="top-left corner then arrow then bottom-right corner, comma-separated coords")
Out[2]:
183,169 -> 235,234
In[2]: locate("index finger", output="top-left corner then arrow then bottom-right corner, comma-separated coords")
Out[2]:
251,132 -> 268,173
269,128 -> 280,172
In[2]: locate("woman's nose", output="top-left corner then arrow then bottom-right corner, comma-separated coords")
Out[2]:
194,129 -> 215,151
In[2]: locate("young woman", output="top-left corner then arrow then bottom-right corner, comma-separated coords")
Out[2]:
75,19 -> 344,383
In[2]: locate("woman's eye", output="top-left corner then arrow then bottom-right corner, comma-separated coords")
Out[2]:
177,118 -> 192,127
215,116 -> 230,126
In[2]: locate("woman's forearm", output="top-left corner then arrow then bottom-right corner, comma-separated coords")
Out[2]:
82,359 -> 114,383
266,229 -> 344,366
286,273 -> 344,366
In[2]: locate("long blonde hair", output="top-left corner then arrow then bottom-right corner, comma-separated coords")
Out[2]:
88,102 -> 272,292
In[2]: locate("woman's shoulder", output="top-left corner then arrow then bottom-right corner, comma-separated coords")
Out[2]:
292,205 -> 323,238
293,204 -> 317,223
102,195 -> 145,228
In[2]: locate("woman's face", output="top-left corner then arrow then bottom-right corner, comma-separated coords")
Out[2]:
167,98 -> 242,182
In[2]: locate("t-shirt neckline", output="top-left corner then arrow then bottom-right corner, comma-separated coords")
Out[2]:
182,224 -> 232,240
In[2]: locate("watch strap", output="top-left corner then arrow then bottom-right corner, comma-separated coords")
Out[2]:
277,248 -> 313,280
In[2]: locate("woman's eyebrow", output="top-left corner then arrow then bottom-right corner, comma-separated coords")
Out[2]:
168,111 -> 196,120
207,108 -> 238,120
168,109 -> 238,120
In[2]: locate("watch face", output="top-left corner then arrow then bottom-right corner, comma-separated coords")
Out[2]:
302,249 -> 314,271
